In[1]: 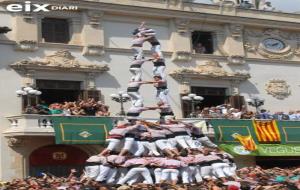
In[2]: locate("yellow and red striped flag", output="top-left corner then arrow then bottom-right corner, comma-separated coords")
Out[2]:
253,120 -> 281,143
232,133 -> 257,151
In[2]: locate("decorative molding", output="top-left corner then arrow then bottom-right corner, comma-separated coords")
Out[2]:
87,11 -> 104,27
15,40 -> 38,52
227,55 -> 245,64
245,29 -> 296,59
216,30 -> 229,56
265,79 -> 291,100
295,48 -> 300,57
171,51 -> 192,62
82,45 -> 105,56
174,18 -> 190,35
229,24 -> 243,38
7,137 -> 24,147
87,73 -> 96,89
23,13 -> 34,22
169,60 -> 250,81
10,50 -> 109,73
179,81 -> 190,94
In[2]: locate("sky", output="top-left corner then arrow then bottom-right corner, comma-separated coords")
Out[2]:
194,0 -> 300,13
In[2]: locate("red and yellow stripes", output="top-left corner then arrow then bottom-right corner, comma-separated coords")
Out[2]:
232,133 -> 257,151
253,120 -> 281,142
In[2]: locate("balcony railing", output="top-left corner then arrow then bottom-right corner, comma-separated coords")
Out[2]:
4,114 -> 55,136
3,114 -> 215,137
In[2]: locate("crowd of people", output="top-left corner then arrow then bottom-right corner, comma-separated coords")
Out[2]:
26,98 -> 110,117
194,104 -> 300,121
2,166 -> 299,190
211,0 -> 275,11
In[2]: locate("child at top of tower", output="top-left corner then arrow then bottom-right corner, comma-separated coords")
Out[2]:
132,21 -> 156,37
133,22 -> 163,59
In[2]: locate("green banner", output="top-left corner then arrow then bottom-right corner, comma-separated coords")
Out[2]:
277,120 -> 300,144
52,116 -> 113,144
210,119 -> 300,145
220,144 -> 300,156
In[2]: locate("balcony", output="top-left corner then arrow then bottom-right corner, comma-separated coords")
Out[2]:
3,115 -> 215,137
4,114 -> 55,137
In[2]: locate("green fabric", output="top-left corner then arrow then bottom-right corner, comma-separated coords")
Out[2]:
52,116 -> 113,144
210,119 -> 300,144
275,176 -> 287,182
49,109 -> 63,115
219,144 -> 300,156
210,119 -> 256,144
276,120 -> 300,144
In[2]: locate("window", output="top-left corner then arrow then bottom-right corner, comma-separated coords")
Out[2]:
42,18 -> 70,43
192,31 -> 214,54
36,80 -> 81,105
181,87 -> 228,117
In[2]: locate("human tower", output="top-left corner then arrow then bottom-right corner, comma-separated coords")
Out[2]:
83,22 -> 238,186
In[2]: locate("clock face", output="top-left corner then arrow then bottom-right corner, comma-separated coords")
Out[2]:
262,38 -> 286,52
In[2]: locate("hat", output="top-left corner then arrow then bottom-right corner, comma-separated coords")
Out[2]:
86,155 -> 103,163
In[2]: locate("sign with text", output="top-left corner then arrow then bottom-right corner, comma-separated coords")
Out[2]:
220,144 -> 300,156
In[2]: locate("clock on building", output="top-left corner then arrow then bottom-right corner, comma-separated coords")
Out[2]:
262,38 -> 286,53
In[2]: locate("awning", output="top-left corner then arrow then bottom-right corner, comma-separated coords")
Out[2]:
52,116 -> 113,144
220,144 -> 300,156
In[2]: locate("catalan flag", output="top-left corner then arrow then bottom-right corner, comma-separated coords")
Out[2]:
232,133 -> 257,151
253,120 -> 281,143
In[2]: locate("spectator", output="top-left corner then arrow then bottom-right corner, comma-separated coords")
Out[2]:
194,42 -> 207,54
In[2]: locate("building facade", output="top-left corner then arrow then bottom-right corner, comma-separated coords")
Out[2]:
0,0 -> 300,180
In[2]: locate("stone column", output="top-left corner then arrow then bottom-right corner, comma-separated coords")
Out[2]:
13,13 -> 38,51
223,24 -> 245,64
170,18 -> 192,62
81,10 -> 105,56
69,17 -> 82,45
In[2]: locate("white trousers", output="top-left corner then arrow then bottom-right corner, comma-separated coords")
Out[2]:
128,92 -> 143,105
151,45 -> 163,58
153,66 -> 166,79
140,141 -> 160,156
106,138 -> 121,151
189,166 -> 203,183
85,165 -> 100,179
200,165 -> 213,179
118,167 -> 153,185
199,136 -> 218,148
211,163 -> 229,178
96,165 -> 117,183
155,139 -> 172,150
180,167 -> 190,184
116,168 -> 128,184
161,169 -> 179,181
123,137 -> 135,150
175,135 -> 191,149
168,138 -> 177,148
156,89 -> 169,99
132,141 -> 146,156
153,168 -> 162,184
223,163 -> 237,177
132,47 -> 143,60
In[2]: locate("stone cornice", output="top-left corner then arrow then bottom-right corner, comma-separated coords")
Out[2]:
169,60 -> 251,81
2,0 -> 300,30
10,50 -> 109,73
